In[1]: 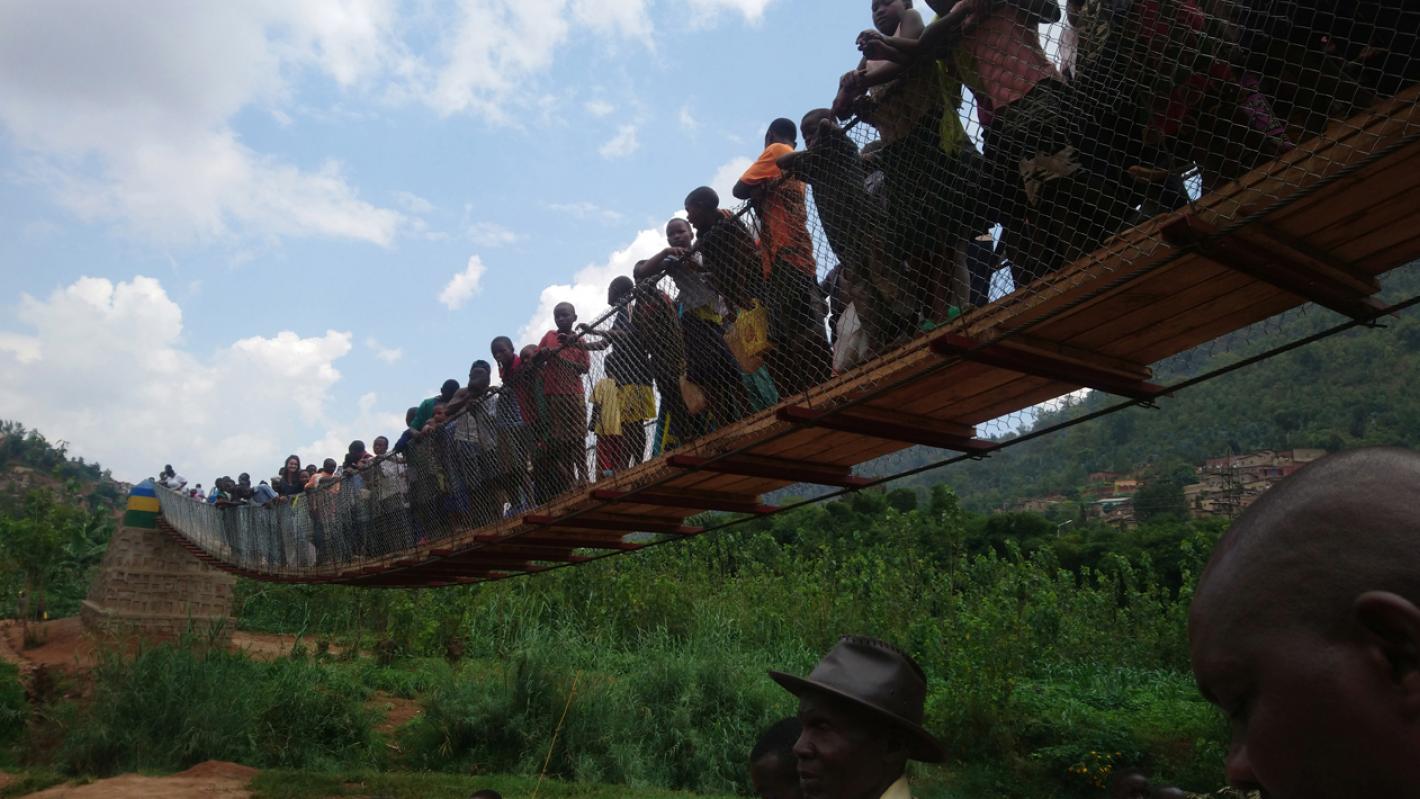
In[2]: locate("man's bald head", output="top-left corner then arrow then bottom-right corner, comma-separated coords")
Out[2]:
1189,447 -> 1420,798
1193,447 -> 1420,635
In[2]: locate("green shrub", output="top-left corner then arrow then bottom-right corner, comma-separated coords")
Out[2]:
239,497 -> 1228,796
58,639 -> 378,776
0,661 -> 25,762
400,625 -> 801,793
1011,663 -> 1226,794
344,657 -> 455,699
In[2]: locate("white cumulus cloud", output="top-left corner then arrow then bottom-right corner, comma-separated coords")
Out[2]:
516,227 -> 667,348
423,0 -> 575,120
0,275 -> 403,483
0,1 -> 406,248
366,336 -> 405,364
688,0 -> 778,24
547,201 -> 625,223
394,190 -> 436,214
421,0 -> 693,121
709,156 -> 754,206
439,255 -> 489,310
598,124 -> 641,159
678,104 -> 699,131
299,391 -> 406,466
572,0 -> 653,37
467,221 -> 523,247
584,99 -> 615,117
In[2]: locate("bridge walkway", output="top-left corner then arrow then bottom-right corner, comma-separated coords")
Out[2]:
161,86 -> 1420,587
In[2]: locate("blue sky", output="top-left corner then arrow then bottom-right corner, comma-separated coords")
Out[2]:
0,0 -> 907,483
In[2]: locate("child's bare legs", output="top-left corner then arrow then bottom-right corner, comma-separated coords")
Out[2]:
623,420 -> 646,468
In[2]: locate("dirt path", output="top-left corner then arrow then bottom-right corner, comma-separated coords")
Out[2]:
0,619 -> 338,674
0,619 -> 95,674
371,691 -> 422,736
24,761 -> 257,798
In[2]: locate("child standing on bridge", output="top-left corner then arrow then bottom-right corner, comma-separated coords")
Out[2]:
537,303 -> 591,498
733,123 -> 833,396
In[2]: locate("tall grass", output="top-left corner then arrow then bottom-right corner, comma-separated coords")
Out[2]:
378,502 -> 1222,795
0,661 -> 25,765
400,623 -> 805,793
212,492 -> 1228,796
58,639 -> 379,776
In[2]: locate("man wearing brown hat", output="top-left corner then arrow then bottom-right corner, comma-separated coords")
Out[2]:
771,635 -> 946,799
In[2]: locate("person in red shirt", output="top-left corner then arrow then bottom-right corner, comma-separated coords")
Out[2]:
535,302 -> 590,497
489,336 -> 535,514
733,124 -> 832,396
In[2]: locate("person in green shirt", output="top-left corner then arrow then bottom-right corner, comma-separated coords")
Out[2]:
410,379 -> 461,432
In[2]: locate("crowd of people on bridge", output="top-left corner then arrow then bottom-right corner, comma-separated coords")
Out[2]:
157,0 -> 1417,565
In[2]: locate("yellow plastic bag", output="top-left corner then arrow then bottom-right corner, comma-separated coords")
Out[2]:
725,301 -> 773,373
679,375 -> 708,416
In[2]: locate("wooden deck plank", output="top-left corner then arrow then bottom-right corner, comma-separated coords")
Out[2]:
1269,146 -> 1420,238
1303,184 -> 1420,264
1070,268 -> 1262,355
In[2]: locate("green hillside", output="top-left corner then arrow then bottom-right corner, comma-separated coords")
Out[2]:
0,421 -> 119,621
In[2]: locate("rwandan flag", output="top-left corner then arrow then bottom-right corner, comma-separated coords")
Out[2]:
123,479 -> 160,529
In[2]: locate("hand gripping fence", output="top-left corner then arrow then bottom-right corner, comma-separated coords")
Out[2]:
157,2 -> 1420,585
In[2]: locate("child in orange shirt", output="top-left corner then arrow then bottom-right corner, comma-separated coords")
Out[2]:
733,121 -> 833,396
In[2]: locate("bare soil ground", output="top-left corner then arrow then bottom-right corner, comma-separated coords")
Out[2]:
23,761 -> 257,798
370,692 -> 422,737
0,621 -> 427,797
0,619 -> 335,675
0,619 -> 94,674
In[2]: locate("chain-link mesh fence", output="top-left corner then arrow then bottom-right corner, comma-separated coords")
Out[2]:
157,1 -> 1420,581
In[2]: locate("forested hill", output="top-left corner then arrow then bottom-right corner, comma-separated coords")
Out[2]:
0,420 -> 124,514
876,265 -> 1420,511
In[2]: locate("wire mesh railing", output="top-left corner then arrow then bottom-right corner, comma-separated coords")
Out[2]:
156,1 -> 1420,578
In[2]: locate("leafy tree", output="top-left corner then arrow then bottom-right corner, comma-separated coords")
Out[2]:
0,492 -> 70,621
0,490 -> 113,622
1133,462 -> 1192,523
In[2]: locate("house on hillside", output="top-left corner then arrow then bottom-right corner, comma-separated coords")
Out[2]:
1184,448 -> 1328,518
1081,472 -> 1123,500
1087,496 -> 1137,529
1016,495 -> 1069,514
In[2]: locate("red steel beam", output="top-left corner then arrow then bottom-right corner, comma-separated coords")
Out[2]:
523,514 -> 703,536
776,406 -> 994,454
591,488 -> 779,515
407,561 -> 551,575
479,533 -> 642,551
931,334 -> 1166,402
1161,215 -> 1385,322
668,454 -> 872,488
461,545 -> 585,562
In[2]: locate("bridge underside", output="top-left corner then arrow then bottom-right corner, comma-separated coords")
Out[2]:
160,87 -> 1420,588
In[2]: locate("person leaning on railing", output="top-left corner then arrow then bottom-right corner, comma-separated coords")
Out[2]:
490,336 -> 537,512
889,0 -> 1134,281
275,454 -> 306,498
534,302 -> 591,497
734,121 -> 834,397
574,276 -> 656,477
644,215 -> 753,433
